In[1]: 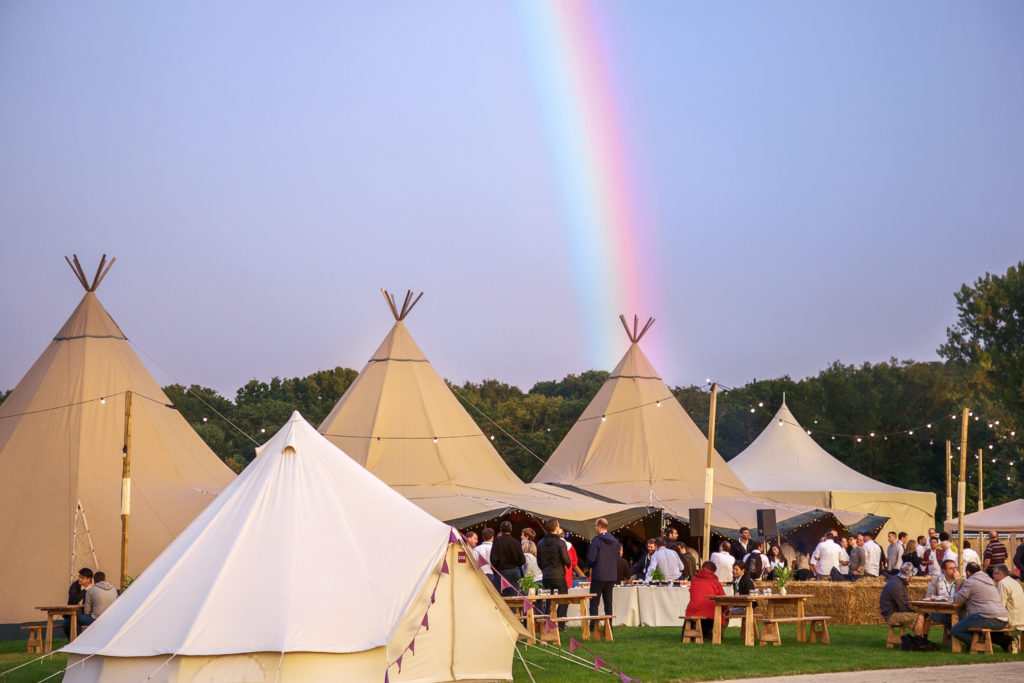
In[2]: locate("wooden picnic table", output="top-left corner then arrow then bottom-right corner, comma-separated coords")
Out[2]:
35,605 -> 80,653
709,594 -> 813,646
502,593 -> 597,645
909,600 -> 961,653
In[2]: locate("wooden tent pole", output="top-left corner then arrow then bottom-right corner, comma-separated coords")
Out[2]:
977,448 -> 984,512
120,391 -> 133,591
702,383 -> 718,563
957,407 -> 968,575
945,440 -> 952,523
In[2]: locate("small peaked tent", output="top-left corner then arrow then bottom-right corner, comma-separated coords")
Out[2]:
944,498 -> 1024,534
63,411 -> 526,682
533,316 -> 884,537
728,400 -> 936,538
0,256 -> 235,626
318,291 -> 648,538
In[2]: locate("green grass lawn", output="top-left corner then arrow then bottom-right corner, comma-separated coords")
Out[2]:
1,626 -> 1017,683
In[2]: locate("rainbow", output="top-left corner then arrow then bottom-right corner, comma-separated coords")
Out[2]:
514,0 -> 664,371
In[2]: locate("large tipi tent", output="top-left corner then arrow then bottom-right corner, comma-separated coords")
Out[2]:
533,316 -> 884,537
63,412 -> 526,682
729,400 -> 936,538
318,291 -> 648,537
0,257 -> 235,626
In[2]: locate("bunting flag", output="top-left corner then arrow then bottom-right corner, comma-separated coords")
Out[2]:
594,656 -> 607,671
421,612 -> 430,630
499,574 -> 512,591
523,598 -> 534,612
449,529 -> 459,543
441,558 -> 450,574
396,655 -> 403,673
541,618 -> 555,633
568,637 -> 581,653
431,587 -> 437,604
384,671 -> 389,683
619,674 -> 638,682
409,639 -> 415,655
477,554 -> 490,569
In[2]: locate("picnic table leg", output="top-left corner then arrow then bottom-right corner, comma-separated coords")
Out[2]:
796,599 -> 806,643
949,612 -> 960,653
70,611 -> 78,642
525,605 -> 536,645
712,605 -> 723,644
579,598 -> 590,640
744,605 -> 755,646
44,614 -> 54,654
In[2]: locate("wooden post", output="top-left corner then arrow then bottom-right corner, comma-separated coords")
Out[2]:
702,383 -> 718,564
977,448 -> 984,512
957,408 -> 968,575
945,440 -> 952,523
120,391 -> 133,592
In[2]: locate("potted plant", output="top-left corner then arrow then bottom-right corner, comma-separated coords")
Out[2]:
518,574 -> 540,595
773,565 -> 793,595
649,568 -> 666,584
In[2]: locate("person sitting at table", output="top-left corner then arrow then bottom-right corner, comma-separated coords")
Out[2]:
630,538 -> 657,580
685,561 -> 726,641
880,562 -> 925,636
992,564 -> 1024,653
921,559 -> 959,637
80,571 -> 118,629
63,567 -> 93,638
950,562 -> 1009,650
728,562 -> 755,616
710,541 -> 735,584
645,537 -> 684,583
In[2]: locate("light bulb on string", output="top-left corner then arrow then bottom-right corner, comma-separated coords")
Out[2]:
202,417 -> 208,423
870,432 -> 875,437
806,430 -> 812,435
857,438 -> 862,443
926,424 -> 932,428
758,402 -> 764,407
433,437 -> 438,443
750,408 -> 756,413
656,401 -> 661,407
601,415 -> 606,422
908,430 -> 914,435
100,397 -> 105,404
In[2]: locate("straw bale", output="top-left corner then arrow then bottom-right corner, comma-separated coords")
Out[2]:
754,576 -> 931,625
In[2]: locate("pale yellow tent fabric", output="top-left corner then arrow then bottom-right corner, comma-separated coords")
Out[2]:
318,315 -> 647,535
943,498 -> 1024,533
0,289 -> 235,625
532,340 -> 878,535
728,401 -> 936,538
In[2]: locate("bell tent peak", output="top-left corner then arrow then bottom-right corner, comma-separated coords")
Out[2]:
382,288 -> 423,321
619,313 -> 655,344
65,253 -> 116,292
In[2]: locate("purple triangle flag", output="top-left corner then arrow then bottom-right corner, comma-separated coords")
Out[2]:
409,639 -> 415,655
421,612 -> 430,630
441,558 -> 449,575
499,574 -> 512,591
477,554 -> 489,568
450,529 -> 459,543
568,637 -> 581,653
619,674 -> 634,683
541,618 -> 555,633
384,671 -> 389,683
594,657 -> 607,671
523,598 -> 534,612
396,655 -> 403,673
431,587 -> 437,604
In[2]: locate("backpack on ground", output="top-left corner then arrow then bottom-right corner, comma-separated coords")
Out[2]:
900,634 -> 937,651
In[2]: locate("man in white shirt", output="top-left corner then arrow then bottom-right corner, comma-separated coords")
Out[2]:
474,527 -> 495,586
923,559 -> 959,634
812,536 -> 842,579
924,537 -> 942,576
861,533 -> 883,577
940,541 -> 958,568
993,564 -> 1024,653
961,540 -> 981,567
837,537 -> 851,577
645,537 -> 684,582
710,541 -> 735,584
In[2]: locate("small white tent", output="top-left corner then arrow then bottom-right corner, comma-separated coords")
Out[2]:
944,499 -> 1024,534
62,412 -> 525,682
729,400 -> 936,538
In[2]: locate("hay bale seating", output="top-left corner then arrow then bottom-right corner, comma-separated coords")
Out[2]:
753,577 -> 930,626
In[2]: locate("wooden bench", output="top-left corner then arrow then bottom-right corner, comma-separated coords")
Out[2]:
680,617 -> 703,643
21,625 -> 44,654
887,624 -> 909,649
758,616 -> 831,646
545,615 -> 615,644
967,627 -> 1023,655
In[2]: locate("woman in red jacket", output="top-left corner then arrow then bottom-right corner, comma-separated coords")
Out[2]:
685,561 -> 726,641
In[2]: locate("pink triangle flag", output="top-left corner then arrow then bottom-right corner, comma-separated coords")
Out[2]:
594,657 -> 607,672
523,599 -> 534,612
396,655 -> 403,673
421,612 -> 430,630
477,555 -> 489,569
568,637 -> 581,653
541,618 -> 555,633
499,574 -> 512,591
431,587 -> 436,604
619,674 -> 638,683
384,671 -> 389,683
409,639 -> 415,655
441,558 -> 449,575
450,529 -> 459,543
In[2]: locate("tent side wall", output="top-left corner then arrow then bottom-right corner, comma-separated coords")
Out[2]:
65,650 -> 386,683
827,491 -> 936,539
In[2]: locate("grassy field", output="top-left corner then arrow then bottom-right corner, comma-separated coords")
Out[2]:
1,626 -> 1018,682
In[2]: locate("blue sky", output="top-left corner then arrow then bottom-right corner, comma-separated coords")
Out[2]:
1,2 -> 1022,398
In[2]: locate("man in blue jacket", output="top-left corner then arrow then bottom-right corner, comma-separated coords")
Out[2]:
587,517 -> 621,632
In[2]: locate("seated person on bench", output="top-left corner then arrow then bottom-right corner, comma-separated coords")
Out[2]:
685,561 -> 726,641
950,562 -> 1009,650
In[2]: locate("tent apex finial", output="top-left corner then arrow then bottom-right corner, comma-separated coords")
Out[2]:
65,254 -> 115,292
618,314 -> 655,344
381,289 -> 423,321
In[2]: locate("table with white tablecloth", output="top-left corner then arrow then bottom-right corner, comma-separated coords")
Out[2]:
562,585 -> 691,627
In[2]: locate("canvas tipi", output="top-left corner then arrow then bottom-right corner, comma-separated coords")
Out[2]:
729,400 -> 936,537
533,316 -> 882,537
63,412 -> 526,682
318,291 -> 648,537
0,257 -> 235,626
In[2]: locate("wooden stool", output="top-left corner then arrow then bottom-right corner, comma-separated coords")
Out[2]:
808,617 -> 831,644
887,624 -> 908,649
592,616 -> 614,642
681,617 -> 703,643
21,625 -> 44,654
968,627 -> 1019,654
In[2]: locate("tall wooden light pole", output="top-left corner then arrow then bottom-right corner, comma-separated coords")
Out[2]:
702,383 -> 718,563
120,391 -> 133,591
957,408 -> 969,575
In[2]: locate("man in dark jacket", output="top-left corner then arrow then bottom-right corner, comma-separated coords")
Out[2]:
1013,542 -> 1024,577
63,567 -> 93,638
537,518 -> 572,629
879,562 -> 924,635
491,520 -> 526,597
587,517 -> 621,630
630,539 -> 656,580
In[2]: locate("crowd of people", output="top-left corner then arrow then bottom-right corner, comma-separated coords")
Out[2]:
63,567 -> 119,637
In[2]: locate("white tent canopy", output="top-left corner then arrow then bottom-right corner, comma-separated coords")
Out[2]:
728,400 -> 935,537
944,499 -> 1024,534
63,411 -> 524,682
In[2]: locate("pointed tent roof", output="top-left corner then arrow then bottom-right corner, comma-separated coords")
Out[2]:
0,257 -> 235,624
729,400 -> 936,536
533,317 -> 882,535
943,498 -> 1024,534
64,412 -> 523,655
318,292 -> 647,536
